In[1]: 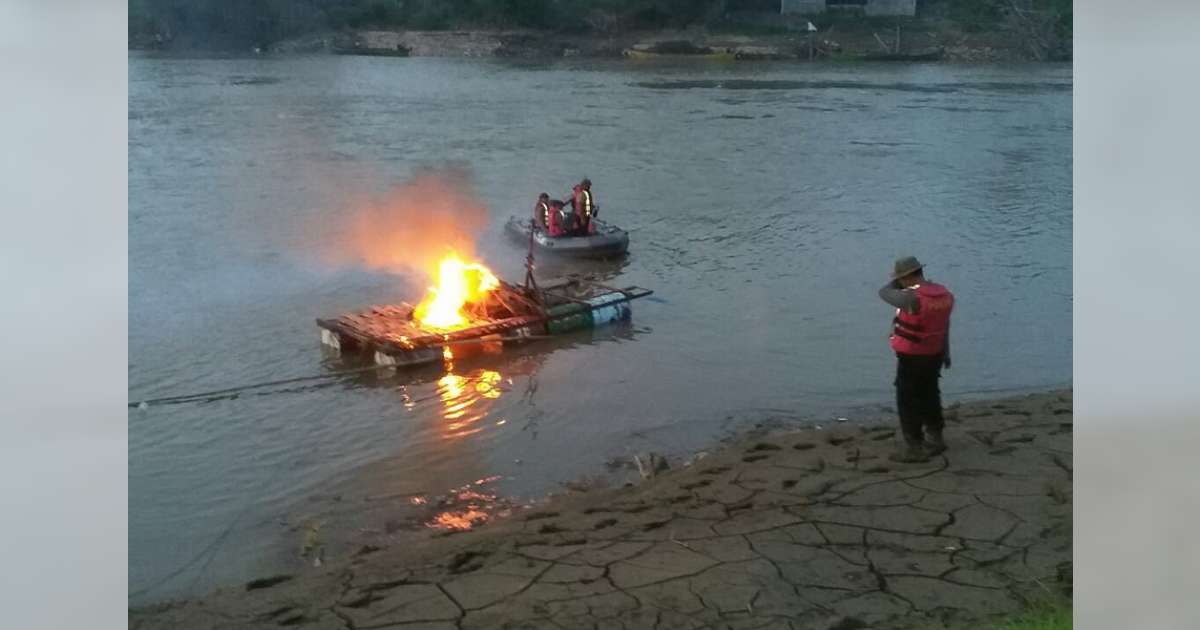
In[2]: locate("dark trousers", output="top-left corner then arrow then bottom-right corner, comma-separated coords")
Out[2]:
894,352 -> 945,442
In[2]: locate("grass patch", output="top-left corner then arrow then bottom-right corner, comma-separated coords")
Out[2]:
923,601 -> 1071,630
706,21 -> 798,36
990,605 -> 1071,630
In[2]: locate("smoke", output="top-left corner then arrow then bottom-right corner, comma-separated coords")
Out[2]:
320,164 -> 491,281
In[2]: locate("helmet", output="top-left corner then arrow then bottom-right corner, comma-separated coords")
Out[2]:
581,178 -> 591,188
538,192 -> 549,199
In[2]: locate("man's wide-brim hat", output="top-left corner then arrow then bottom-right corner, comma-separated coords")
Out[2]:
891,256 -> 925,280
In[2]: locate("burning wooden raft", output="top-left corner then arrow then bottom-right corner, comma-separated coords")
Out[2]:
317,279 -> 653,368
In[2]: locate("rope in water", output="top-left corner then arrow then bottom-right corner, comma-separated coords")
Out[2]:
131,287 -> 652,409
129,334 -> 551,409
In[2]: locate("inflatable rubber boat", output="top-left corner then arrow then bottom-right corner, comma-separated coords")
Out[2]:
505,216 -> 630,259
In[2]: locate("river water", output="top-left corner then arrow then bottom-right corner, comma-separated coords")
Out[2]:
128,53 -> 1071,603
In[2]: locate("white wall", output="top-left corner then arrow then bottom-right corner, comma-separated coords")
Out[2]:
864,0 -> 916,17
780,0 -> 826,15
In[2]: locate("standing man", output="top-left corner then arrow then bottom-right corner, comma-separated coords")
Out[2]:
568,178 -> 596,235
878,256 -> 954,463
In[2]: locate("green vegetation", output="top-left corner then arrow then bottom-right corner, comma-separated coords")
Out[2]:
924,601 -> 1072,630
989,606 -> 1071,630
128,0 -> 729,47
705,21 -> 796,37
128,0 -> 1071,59
923,0 -> 1072,58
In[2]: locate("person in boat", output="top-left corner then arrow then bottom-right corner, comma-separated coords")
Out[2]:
533,192 -> 551,230
567,178 -> 596,236
878,256 -> 955,464
546,199 -> 568,237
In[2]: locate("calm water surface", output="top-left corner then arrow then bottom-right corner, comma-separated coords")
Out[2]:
129,53 -> 1071,603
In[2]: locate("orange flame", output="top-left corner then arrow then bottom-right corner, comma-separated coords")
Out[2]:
413,253 -> 499,330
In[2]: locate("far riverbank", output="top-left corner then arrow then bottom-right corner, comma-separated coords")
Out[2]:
135,22 -> 1064,64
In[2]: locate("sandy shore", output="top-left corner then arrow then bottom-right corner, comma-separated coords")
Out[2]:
131,389 -> 1072,629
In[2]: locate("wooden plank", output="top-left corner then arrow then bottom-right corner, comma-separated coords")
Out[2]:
371,315 -> 544,352
542,291 -> 593,307
579,281 -> 628,296
623,287 -> 654,299
322,300 -> 551,356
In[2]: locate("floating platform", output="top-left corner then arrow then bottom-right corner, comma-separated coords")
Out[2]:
317,280 -> 653,368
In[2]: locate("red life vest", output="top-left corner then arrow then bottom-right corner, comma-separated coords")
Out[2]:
889,282 -> 954,356
547,203 -> 565,236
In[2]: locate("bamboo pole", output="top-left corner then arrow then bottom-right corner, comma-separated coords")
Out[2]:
873,32 -> 892,54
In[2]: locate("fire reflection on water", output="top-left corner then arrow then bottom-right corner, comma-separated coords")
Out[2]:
381,352 -> 545,534
436,365 -> 505,438
417,357 -> 516,530
425,476 -> 509,532
421,366 -> 512,530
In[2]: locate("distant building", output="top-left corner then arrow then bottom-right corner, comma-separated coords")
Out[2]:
780,0 -> 916,17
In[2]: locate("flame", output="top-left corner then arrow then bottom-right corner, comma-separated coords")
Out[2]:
413,253 -> 499,330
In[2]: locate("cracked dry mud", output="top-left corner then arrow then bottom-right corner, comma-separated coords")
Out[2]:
131,390 -> 1072,630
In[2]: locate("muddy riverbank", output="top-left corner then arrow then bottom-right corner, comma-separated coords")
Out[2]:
131,389 -> 1072,629
126,17 -> 1056,63
261,26 -> 1039,62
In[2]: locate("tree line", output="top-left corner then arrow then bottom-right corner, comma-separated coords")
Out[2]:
129,0 -> 1070,53
129,0 -> 728,47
